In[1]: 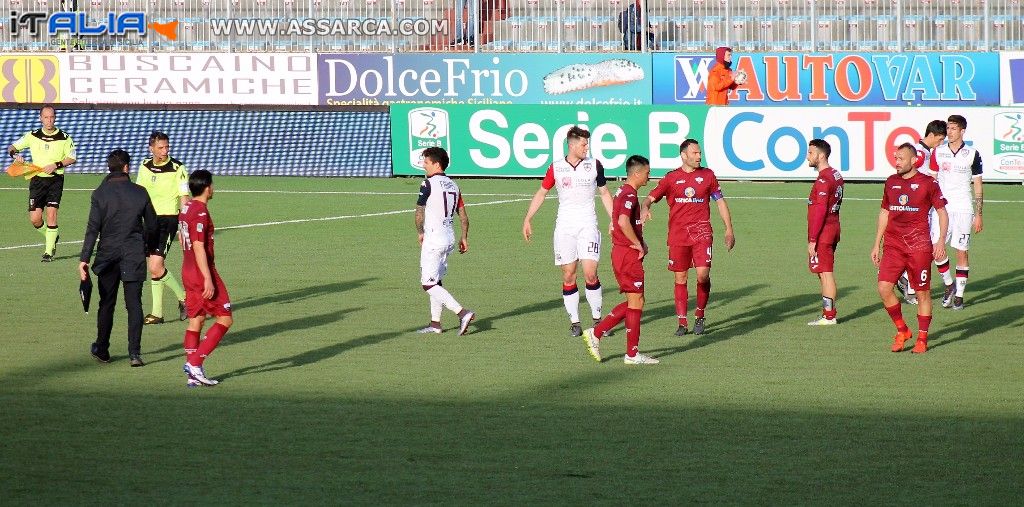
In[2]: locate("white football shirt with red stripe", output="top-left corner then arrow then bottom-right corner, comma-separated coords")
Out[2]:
541,157 -> 607,229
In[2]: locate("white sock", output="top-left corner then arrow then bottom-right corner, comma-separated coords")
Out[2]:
584,283 -> 603,320
562,285 -> 580,323
429,295 -> 443,322
426,285 -> 463,315
955,266 -> 969,297
936,258 -> 954,286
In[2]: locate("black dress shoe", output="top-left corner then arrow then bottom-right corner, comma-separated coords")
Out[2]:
129,355 -> 145,367
91,343 -> 111,363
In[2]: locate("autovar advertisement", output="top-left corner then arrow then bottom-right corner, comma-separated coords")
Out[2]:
389,104 -> 707,177
701,107 -> 1024,182
319,53 -> 652,106
653,52 -> 1000,106
0,53 -> 319,104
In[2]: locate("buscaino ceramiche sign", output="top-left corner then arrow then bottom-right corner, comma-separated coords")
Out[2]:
58,53 -> 317,105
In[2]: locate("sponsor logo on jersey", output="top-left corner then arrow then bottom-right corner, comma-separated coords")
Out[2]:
684,187 -> 696,198
898,194 -> 909,205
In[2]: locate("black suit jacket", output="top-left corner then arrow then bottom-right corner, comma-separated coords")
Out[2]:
79,172 -> 158,282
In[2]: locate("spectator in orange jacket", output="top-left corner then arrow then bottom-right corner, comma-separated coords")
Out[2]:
706,46 -> 743,106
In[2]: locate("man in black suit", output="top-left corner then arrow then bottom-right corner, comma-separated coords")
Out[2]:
79,149 -> 158,367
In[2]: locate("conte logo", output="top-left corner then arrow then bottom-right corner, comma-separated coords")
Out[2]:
898,194 -> 910,205
0,56 -> 59,103
407,107 -> 450,170
684,187 -> 696,198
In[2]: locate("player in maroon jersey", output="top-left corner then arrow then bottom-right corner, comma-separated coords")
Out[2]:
806,139 -> 844,325
898,119 -> 947,304
639,139 -> 735,336
178,170 -> 233,386
583,156 -> 658,364
872,143 -> 948,354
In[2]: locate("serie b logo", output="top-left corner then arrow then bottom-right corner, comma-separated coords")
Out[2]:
684,187 -> 696,198
408,107 -> 450,170
898,194 -> 910,205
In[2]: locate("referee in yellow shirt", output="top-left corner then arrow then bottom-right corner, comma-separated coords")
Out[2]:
137,131 -> 189,324
7,105 -> 77,262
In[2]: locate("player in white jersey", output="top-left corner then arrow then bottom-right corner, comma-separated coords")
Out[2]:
929,115 -> 984,310
415,147 -> 475,336
523,126 -> 615,337
898,119 -> 946,305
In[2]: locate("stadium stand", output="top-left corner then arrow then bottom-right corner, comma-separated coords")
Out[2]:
0,0 -> 1020,52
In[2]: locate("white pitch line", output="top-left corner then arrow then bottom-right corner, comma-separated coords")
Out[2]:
0,187 -> 534,197
727,196 -> 1022,203
0,197 -> 536,251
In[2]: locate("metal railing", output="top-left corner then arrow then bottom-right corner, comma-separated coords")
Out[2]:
2,0 -> 1022,52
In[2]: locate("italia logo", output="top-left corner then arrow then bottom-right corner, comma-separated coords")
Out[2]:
684,187 -> 696,198
898,194 -> 910,205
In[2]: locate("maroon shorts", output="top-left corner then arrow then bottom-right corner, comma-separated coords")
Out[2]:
184,275 -> 232,318
668,240 -> 713,271
878,248 -> 933,291
809,242 -> 838,273
611,245 -> 645,293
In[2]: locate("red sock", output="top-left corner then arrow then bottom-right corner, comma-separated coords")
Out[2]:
625,308 -> 642,357
673,283 -> 688,325
917,314 -> 932,334
695,280 -> 711,318
595,302 -> 628,339
183,330 -> 200,362
885,304 -> 910,333
193,323 -> 228,366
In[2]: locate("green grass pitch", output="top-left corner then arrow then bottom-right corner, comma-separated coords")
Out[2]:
1,175 -> 1021,503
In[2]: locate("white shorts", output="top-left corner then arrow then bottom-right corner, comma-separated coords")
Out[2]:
420,242 -> 454,285
930,209 -> 973,251
553,224 -> 601,266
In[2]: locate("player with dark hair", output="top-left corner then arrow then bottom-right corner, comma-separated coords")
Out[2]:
640,139 -> 735,336
872,143 -> 948,354
415,146 -> 475,335
898,119 -> 947,304
138,131 -> 189,325
584,155 -> 658,364
805,139 -> 844,325
179,169 -> 233,387
523,126 -> 615,338
930,114 -> 984,310
7,104 -> 77,261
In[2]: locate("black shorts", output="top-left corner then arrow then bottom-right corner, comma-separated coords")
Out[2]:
28,175 -> 64,211
150,215 -> 180,257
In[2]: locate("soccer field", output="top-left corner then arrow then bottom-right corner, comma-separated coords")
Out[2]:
1,176 -> 1022,503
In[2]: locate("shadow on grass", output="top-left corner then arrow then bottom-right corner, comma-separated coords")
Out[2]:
2,395 -> 1021,504
642,283 -> 771,325
232,277 -> 377,310
643,293 -> 815,360
145,307 -> 364,364
928,304 -> 1024,350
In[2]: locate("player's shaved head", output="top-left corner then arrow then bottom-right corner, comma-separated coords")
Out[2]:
809,139 -> 831,158
107,149 -> 130,172
896,142 -> 917,156
149,131 -> 170,145
679,139 -> 700,153
40,104 -> 55,115
626,155 -> 650,175
422,147 -> 449,170
189,169 -> 213,197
